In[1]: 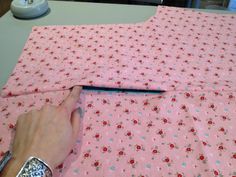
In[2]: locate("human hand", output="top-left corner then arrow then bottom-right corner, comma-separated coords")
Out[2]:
1,86 -> 82,176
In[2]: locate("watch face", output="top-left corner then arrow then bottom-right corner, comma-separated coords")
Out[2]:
16,157 -> 52,177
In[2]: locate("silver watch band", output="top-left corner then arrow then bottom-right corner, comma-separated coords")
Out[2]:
0,151 -> 12,173
16,156 -> 53,177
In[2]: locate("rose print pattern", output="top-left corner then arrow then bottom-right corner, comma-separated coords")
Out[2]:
1,6 -> 236,97
0,91 -> 236,176
1,6 -> 236,177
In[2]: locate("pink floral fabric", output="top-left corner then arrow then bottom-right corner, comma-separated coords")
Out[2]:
0,6 -> 236,177
0,91 -> 236,176
1,6 -> 236,97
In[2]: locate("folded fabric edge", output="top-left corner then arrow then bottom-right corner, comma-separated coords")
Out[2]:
157,5 -> 236,16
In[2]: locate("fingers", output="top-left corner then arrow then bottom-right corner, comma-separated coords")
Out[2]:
60,86 -> 82,114
71,109 -> 80,140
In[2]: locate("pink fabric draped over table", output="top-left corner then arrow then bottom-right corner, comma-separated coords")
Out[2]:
0,6 -> 236,177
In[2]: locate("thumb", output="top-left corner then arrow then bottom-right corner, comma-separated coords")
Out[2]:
71,108 -> 81,141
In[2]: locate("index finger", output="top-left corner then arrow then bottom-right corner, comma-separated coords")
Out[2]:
60,86 -> 82,114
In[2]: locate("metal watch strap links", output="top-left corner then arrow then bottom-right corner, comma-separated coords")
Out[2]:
16,156 -> 53,177
0,151 -> 12,173
0,151 -> 53,177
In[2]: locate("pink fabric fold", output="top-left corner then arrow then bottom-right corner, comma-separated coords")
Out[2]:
0,6 -> 236,177
1,6 -> 236,97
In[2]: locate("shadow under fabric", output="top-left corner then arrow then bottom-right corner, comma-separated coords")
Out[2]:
0,6 -> 236,177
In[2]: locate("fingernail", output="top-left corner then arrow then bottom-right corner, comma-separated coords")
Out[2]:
77,107 -> 84,118
74,86 -> 82,91
72,86 -> 82,96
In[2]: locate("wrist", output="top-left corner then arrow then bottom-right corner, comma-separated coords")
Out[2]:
1,152 -> 54,177
0,156 -> 24,177
15,150 -> 55,170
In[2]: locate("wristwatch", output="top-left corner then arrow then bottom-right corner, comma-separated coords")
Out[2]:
0,151 -> 12,173
0,151 -> 53,177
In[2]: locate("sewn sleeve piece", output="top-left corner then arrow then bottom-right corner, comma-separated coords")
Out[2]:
1,6 -> 236,97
